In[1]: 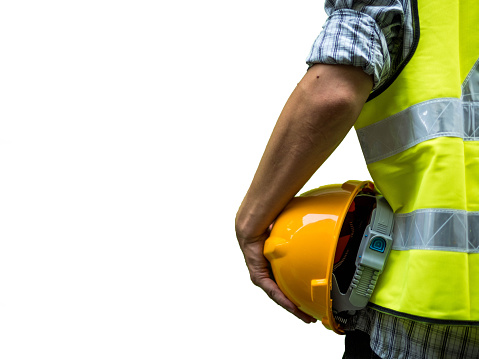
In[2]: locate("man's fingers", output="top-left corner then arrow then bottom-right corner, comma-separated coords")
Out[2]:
238,232 -> 316,323
256,277 -> 317,324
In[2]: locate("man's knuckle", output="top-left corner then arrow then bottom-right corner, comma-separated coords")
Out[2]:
250,274 -> 261,287
266,288 -> 276,300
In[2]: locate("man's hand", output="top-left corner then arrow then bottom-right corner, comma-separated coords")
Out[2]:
235,228 -> 317,323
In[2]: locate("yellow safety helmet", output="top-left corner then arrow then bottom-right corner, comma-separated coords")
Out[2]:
264,180 -> 394,334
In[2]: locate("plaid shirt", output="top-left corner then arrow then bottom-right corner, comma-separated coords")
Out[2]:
346,307 -> 479,359
306,0 -> 414,90
307,1 -> 479,358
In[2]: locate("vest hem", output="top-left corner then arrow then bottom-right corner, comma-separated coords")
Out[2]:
368,303 -> 479,326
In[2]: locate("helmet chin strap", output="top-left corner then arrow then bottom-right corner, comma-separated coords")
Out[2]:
332,196 -> 394,315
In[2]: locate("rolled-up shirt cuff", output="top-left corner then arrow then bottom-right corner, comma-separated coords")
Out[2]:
306,9 -> 390,90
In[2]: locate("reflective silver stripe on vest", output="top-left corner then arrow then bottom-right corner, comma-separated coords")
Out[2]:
358,58 -> 479,164
392,209 -> 479,253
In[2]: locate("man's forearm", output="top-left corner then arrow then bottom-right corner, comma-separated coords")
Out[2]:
236,64 -> 373,239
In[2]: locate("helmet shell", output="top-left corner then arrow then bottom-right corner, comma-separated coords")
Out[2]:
264,180 -> 375,334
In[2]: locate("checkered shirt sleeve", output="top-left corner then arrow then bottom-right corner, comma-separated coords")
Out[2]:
306,0 -> 412,90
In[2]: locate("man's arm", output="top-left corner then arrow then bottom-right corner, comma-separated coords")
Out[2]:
235,64 -> 373,323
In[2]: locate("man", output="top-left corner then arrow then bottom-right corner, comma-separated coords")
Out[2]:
236,0 -> 479,358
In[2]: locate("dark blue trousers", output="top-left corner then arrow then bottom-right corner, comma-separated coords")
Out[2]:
343,331 -> 381,359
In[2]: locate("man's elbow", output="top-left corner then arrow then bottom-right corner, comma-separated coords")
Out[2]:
301,64 -> 373,114
296,65 -> 373,131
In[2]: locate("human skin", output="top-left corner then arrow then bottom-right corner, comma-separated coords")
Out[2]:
235,64 -> 373,323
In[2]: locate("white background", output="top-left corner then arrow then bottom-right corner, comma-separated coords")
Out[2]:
0,1 -> 371,358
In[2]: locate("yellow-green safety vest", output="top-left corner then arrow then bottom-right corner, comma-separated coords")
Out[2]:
355,0 -> 479,324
